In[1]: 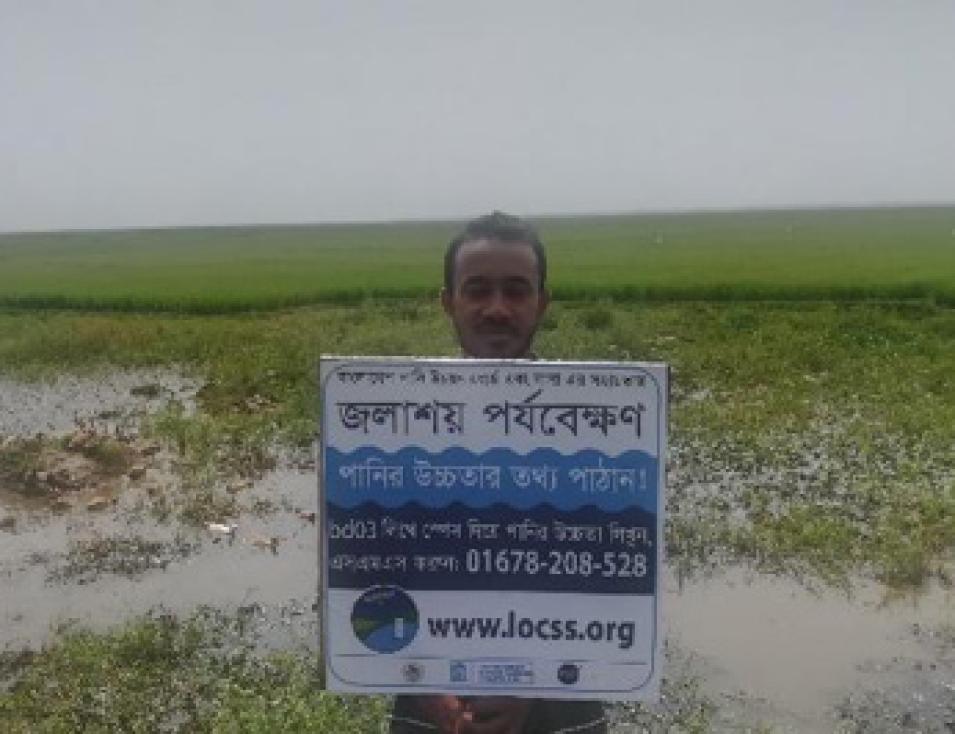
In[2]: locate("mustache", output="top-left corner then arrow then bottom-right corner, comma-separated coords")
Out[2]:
475,321 -> 517,335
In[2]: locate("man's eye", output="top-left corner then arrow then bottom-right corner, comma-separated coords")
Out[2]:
504,283 -> 532,299
462,284 -> 491,299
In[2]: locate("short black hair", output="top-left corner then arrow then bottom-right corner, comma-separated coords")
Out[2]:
444,211 -> 547,293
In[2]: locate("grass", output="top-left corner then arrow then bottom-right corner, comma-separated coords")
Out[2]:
47,535 -> 198,584
0,433 -> 134,497
0,437 -> 45,483
75,436 -> 133,476
0,610 -> 722,733
0,610 -> 388,733
2,207 -> 955,312
3,210 -> 954,730
1,299 -> 954,586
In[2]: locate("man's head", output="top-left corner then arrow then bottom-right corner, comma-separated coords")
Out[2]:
441,212 -> 549,359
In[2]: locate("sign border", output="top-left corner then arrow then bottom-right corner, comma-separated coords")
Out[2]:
319,356 -> 666,699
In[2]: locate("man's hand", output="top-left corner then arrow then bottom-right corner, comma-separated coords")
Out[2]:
458,697 -> 533,734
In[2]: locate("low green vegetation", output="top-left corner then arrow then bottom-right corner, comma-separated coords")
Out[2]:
1,299 -> 953,586
0,432 -> 133,498
47,535 -> 198,584
0,611 -> 719,733
2,207 -> 955,312
3,212 -> 955,729
0,610 -> 388,733
0,437 -> 46,484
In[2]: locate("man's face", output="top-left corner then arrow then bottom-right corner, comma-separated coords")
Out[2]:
441,238 -> 549,359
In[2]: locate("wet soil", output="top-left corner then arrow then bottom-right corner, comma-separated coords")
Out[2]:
1,371 -> 953,731
0,370 -> 200,438
1,463 -> 320,654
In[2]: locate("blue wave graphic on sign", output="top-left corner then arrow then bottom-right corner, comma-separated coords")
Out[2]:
325,446 -> 657,513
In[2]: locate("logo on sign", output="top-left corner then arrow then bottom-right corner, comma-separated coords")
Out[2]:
557,663 -> 580,685
450,661 -> 469,683
350,585 -> 419,654
477,662 -> 534,685
402,663 -> 424,683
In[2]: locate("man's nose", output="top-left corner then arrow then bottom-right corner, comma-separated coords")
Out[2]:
482,289 -> 511,319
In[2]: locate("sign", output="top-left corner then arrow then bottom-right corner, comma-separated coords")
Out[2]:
320,358 -> 666,699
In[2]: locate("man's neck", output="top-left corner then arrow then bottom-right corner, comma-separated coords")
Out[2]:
460,351 -> 538,360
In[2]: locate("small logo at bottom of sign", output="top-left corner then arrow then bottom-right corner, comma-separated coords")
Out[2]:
450,661 -> 469,683
401,663 -> 424,683
557,663 -> 580,685
477,662 -> 534,685
350,585 -> 419,654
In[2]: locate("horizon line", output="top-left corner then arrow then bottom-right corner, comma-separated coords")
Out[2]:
3,199 -> 955,237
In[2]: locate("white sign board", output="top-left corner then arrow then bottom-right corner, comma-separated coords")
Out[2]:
320,358 -> 666,700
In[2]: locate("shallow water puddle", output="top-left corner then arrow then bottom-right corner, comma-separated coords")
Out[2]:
0,467 -> 320,652
5,468 -> 951,726
666,567 -> 954,729
2,372 -> 953,728
0,369 -> 199,437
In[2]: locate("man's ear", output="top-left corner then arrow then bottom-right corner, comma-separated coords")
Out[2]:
537,288 -> 550,319
440,287 -> 453,316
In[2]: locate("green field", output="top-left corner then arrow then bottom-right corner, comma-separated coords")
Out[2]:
2,206 -> 955,311
2,207 -> 955,730
3,299 -> 954,730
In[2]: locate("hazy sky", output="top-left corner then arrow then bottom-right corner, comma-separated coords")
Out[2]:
2,1 -> 954,232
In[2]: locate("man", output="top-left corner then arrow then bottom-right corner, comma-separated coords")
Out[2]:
390,212 -> 607,734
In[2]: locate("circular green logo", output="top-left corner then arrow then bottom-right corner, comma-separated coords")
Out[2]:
351,586 -> 419,653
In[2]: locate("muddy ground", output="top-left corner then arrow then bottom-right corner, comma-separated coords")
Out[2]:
1,371 -> 953,732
